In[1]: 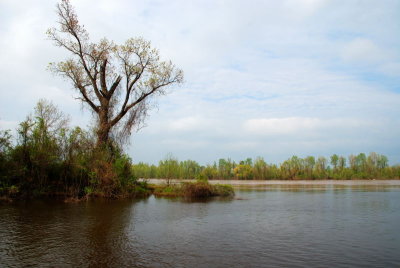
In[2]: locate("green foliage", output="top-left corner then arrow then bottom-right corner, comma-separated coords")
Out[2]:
212,184 -> 235,197
158,154 -> 180,185
130,153 -> 399,181
132,162 -> 157,179
0,130 -> 13,184
0,100 -> 150,199
281,156 -> 304,179
153,184 -> 182,197
153,180 -> 234,198
1,100 -> 399,201
0,130 -> 12,154
196,174 -> 209,183
180,160 -> 202,179
218,158 -> 235,179
253,157 -> 268,180
193,173 -> 206,182
114,154 -> 136,185
201,165 -> 219,180
233,164 -> 253,180
330,154 -> 339,170
84,186 -> 94,195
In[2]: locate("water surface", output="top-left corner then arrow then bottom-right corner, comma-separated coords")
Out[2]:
1,185 -> 400,267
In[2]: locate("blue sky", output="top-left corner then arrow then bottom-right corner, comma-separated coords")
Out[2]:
0,0 -> 399,165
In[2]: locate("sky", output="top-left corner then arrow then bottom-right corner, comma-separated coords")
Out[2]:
0,0 -> 399,165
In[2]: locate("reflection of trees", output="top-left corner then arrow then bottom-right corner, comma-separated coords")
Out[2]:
83,199 -> 140,267
1,199 -> 140,267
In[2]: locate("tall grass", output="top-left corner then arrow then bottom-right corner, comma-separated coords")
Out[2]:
153,180 -> 234,198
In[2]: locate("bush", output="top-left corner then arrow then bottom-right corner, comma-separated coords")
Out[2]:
182,181 -> 235,198
182,181 -> 213,198
153,180 -> 235,198
212,184 -> 234,197
0,100 -> 151,199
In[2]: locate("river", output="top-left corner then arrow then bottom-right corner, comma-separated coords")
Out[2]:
1,182 -> 400,267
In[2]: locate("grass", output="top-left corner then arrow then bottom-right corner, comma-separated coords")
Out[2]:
152,180 -> 234,198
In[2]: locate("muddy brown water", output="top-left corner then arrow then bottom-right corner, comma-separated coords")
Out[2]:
1,183 -> 400,267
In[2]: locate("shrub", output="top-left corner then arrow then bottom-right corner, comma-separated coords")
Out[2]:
212,184 -> 234,197
182,181 -> 213,198
182,181 -> 235,198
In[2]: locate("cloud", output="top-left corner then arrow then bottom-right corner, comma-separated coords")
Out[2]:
0,0 -> 399,165
378,62 -> 400,77
168,117 -> 212,132
340,38 -> 400,77
283,0 -> 329,17
244,117 -> 318,135
341,38 -> 389,64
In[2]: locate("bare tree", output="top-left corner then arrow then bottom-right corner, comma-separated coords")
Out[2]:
47,0 -> 183,147
34,99 -> 70,137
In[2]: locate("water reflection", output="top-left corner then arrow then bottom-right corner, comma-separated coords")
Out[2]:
154,195 -> 235,204
82,200 -> 138,267
1,186 -> 400,267
0,199 -> 141,267
235,184 -> 400,193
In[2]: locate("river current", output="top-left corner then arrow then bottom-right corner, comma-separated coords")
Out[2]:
1,184 -> 400,267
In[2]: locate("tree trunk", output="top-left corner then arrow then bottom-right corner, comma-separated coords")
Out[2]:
96,108 -> 111,147
96,127 -> 111,147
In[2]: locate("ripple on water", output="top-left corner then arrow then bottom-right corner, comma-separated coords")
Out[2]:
1,187 -> 400,267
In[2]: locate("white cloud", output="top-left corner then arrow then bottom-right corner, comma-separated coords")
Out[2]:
378,62 -> 400,76
244,117 -> 320,135
341,38 -> 389,64
283,0 -> 329,18
340,38 -> 400,77
168,117 -> 211,132
1,0 -> 400,164
243,117 -> 377,138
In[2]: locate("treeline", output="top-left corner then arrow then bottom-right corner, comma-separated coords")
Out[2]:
0,100 -> 146,199
2,101 -> 399,200
134,153 -> 400,180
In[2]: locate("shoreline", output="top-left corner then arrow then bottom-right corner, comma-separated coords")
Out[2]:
143,178 -> 400,186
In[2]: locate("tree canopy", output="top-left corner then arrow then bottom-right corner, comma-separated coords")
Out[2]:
47,0 -> 183,146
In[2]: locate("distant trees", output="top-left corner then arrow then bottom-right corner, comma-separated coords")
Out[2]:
1,100 -> 398,199
158,155 -> 179,185
233,163 -> 253,180
1,102 -> 398,200
330,154 -> 339,171
314,156 -> 328,179
218,158 -> 235,179
304,156 -> 315,178
253,157 -> 268,180
133,153 -> 400,181
180,160 -> 202,180
338,156 -> 346,170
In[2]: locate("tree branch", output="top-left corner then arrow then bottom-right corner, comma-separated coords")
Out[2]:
100,59 -> 108,96
56,1 -> 103,102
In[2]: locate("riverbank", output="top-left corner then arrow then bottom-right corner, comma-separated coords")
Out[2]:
0,180 -> 235,202
144,179 -> 400,186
